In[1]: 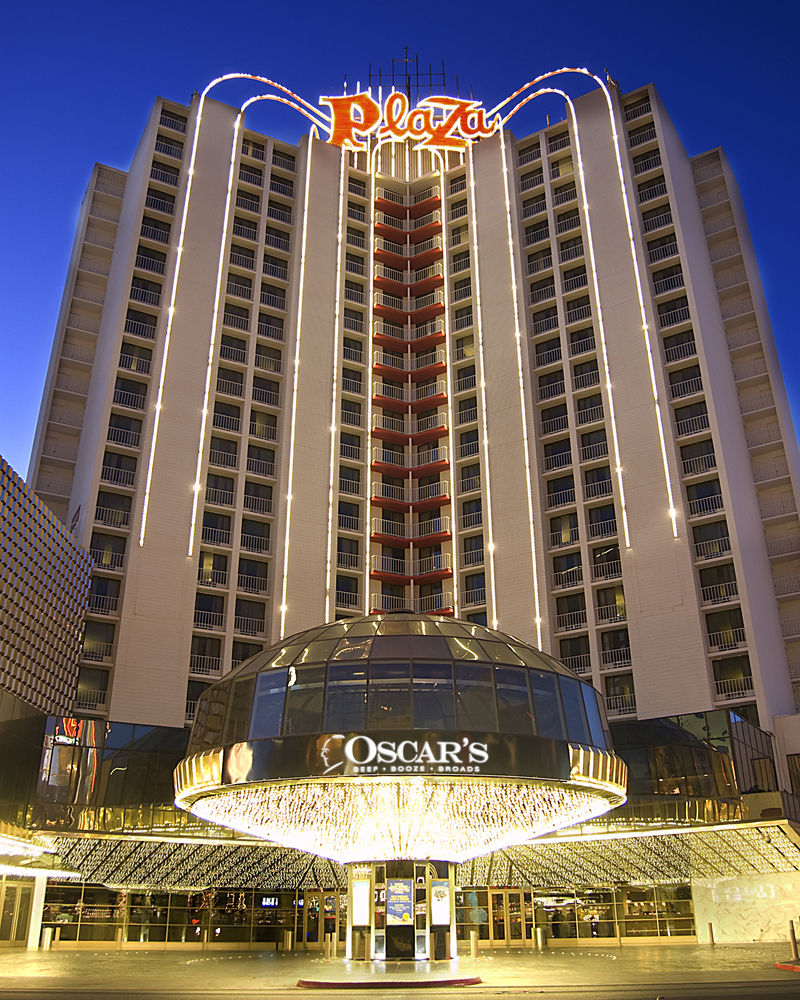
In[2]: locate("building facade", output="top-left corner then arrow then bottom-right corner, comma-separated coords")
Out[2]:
0,456 -> 91,716
27,73 -> 800,783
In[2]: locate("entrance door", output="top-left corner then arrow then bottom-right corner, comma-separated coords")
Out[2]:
303,894 -> 321,948
0,884 -> 31,946
489,891 -> 526,947
303,893 -> 342,949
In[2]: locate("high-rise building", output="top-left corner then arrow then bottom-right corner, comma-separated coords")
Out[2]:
27,73 -> 800,786
0,456 -> 91,716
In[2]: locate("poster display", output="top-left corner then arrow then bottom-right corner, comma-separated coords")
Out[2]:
352,878 -> 371,926
386,879 -> 413,926
431,879 -> 450,925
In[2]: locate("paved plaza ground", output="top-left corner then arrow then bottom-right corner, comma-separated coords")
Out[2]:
0,944 -> 797,999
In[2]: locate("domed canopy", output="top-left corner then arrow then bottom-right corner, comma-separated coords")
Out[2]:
186,612 -> 607,754
175,613 -> 627,863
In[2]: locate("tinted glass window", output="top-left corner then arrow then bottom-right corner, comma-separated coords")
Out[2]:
455,663 -> 497,730
367,662 -> 412,729
324,664 -> 367,730
249,669 -> 287,739
582,685 -> 606,747
224,678 -> 256,743
413,662 -> 455,729
559,676 -> 591,743
530,670 -> 564,739
495,666 -> 534,734
282,666 -> 325,735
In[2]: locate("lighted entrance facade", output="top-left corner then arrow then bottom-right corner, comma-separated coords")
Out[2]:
175,612 -> 627,958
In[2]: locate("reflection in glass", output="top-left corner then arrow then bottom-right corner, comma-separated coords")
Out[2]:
324,664 -> 367,730
455,663 -> 497,730
413,662 -> 455,729
282,666 -> 325,735
495,667 -> 534,734
530,671 -> 565,739
367,663 -> 412,729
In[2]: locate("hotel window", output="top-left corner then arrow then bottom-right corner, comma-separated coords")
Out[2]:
455,335 -> 474,361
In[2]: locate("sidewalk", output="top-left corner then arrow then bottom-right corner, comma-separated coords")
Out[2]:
0,943 -> 795,994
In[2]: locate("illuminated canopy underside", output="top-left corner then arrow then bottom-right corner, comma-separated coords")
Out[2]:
183,776 -> 626,863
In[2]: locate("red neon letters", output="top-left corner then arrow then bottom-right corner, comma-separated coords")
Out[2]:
319,92 -> 499,152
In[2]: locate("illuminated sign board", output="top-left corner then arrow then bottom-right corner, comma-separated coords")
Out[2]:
319,92 -> 500,152
386,879 -> 413,925
221,730 -> 569,784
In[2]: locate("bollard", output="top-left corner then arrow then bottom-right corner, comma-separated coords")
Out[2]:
364,930 -> 371,961
708,922 -> 715,946
324,933 -> 331,959
115,927 -> 123,950
790,920 -> 799,962
469,929 -> 478,958
40,927 -> 53,951
535,926 -> 545,951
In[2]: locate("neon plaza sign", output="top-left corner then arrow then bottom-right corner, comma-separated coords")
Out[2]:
319,92 -> 500,152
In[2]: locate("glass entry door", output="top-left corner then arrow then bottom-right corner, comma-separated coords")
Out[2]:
303,893 -> 342,949
0,883 -> 31,946
489,890 -> 525,947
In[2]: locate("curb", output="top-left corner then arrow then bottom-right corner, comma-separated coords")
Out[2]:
297,976 -> 482,989
774,961 -> 800,972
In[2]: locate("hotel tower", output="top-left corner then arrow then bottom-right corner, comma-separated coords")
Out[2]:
27,71 -> 800,784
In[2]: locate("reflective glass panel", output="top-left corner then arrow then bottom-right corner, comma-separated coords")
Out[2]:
413,663 -> 455,729
282,666 -> 325,735
495,666 -> 534,734
367,662 -> 412,729
530,670 -> 565,739
324,664 -> 367,730
455,663 -> 497,730
249,668 -> 288,739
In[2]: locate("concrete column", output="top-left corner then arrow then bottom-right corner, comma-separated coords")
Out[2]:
26,875 -> 47,951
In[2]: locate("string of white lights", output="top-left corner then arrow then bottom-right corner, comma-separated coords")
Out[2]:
466,144 -> 500,629
497,130 -> 543,646
324,148 -> 348,622
278,135 -> 315,638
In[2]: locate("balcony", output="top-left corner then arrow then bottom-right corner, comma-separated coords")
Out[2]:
676,414 -> 710,437
588,520 -> 617,539
234,616 -> 266,637
596,603 -> 627,623
336,591 -> 360,610
82,641 -> 114,662
462,548 -> 484,568
88,593 -> 119,614
566,304 -> 592,324
569,335 -> 595,357
688,495 -> 724,517
338,514 -> 361,533
555,610 -> 587,631
634,153 -> 662,175
576,405 -> 604,425
642,209 -> 672,233
89,548 -> 125,570
241,533 -> 270,553
107,426 -> 139,451
664,340 -> 697,364
572,369 -> 600,391
209,449 -> 237,469
543,451 -> 571,472
701,582 -> 739,605
591,560 -> 621,582
371,555 -> 410,578
625,100 -> 651,121
648,241 -> 678,263
584,480 -> 613,500
600,647 -> 632,669
459,510 -> 483,530
580,441 -> 608,462
606,693 -> 637,717
653,273 -> 685,295
707,627 -> 746,651
238,573 -> 268,594
536,346 -> 562,368
563,654 -> 591,676
714,676 -> 754,701
682,453 -> 716,476
212,412 -> 240,432
549,527 -> 579,548
198,568 -> 229,588
100,465 -> 136,487
415,592 -> 454,614
537,380 -> 565,402
546,488 -> 576,509
95,506 -> 130,528
74,689 -> 107,711
760,494 -> 797,520
694,537 -> 731,561
130,286 -> 160,307
243,494 -> 273,514
528,254 -> 553,275
552,567 -> 583,590
337,551 -> 361,571
462,588 -> 486,608
200,527 -> 231,547
189,655 -> 222,677
670,376 -> 703,399
247,457 -> 275,477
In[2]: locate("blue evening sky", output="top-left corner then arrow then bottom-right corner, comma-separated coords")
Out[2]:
1,0 -> 797,476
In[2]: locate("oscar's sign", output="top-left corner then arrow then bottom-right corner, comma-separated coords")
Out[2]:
320,92 -> 499,152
